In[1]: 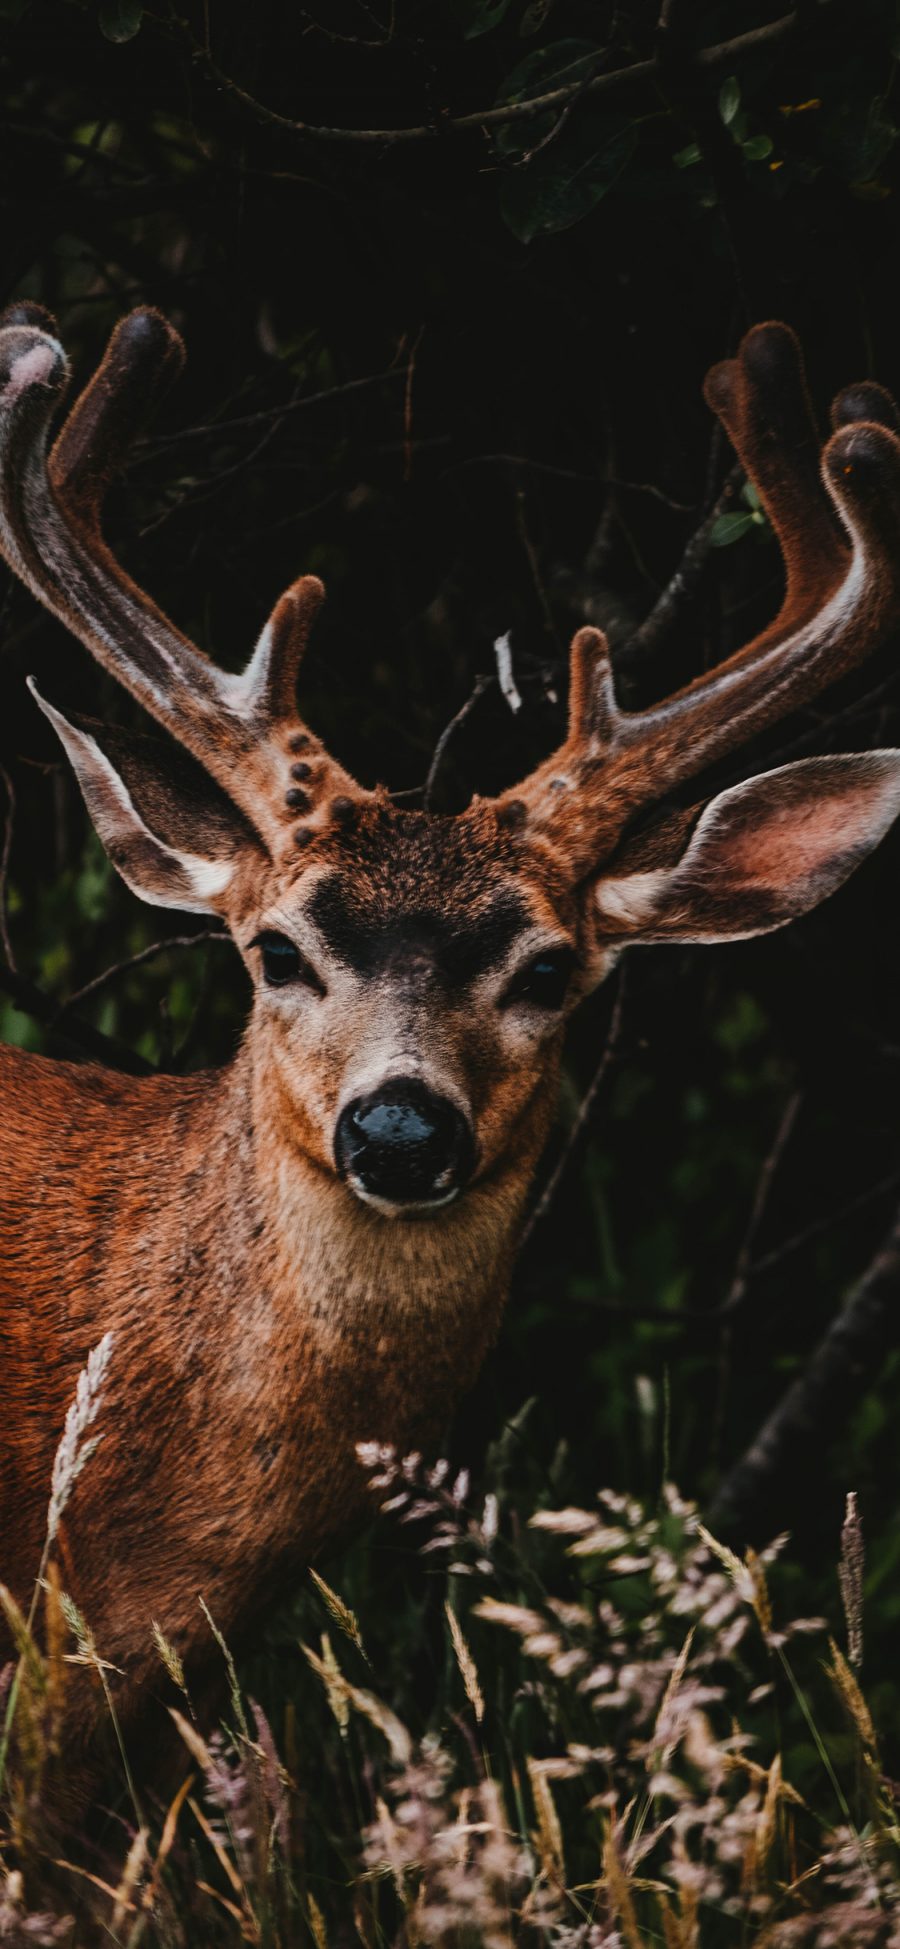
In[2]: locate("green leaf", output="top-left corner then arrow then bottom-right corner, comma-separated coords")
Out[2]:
742,133 -> 774,162
719,76 -> 741,127
710,510 -> 755,548
673,142 -> 702,169
97,0 -> 143,41
495,38 -> 603,157
500,113 -> 636,243
817,74 -> 897,186
458,0 -> 513,39
518,0 -> 555,33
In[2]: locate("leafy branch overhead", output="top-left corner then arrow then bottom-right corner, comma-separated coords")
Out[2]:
49,0 -> 897,246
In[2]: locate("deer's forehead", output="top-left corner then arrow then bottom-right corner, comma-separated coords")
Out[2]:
302,871 -> 536,983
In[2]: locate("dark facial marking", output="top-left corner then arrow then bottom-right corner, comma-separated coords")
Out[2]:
307,876 -> 532,989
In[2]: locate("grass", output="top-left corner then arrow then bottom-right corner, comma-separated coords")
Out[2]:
3,1369 -> 900,1945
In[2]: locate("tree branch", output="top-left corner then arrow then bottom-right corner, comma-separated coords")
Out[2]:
423,675 -> 493,811
616,463 -> 744,670
137,366 -> 405,454
718,1089 -> 803,1321
193,12 -> 799,147
61,931 -> 231,1012
711,1200 -> 900,1537
0,934 -> 231,1076
519,970 -> 627,1252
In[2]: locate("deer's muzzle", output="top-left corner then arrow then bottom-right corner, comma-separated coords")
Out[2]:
334,1078 -> 474,1216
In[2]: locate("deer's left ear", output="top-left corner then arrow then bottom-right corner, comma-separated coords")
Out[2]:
592,753 -> 900,946
30,681 -> 262,916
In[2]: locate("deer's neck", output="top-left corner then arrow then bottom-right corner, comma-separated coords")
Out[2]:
129,1047 -> 555,1597
236,1044 -> 552,1383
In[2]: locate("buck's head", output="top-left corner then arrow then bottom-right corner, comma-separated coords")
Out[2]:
3,307 -> 900,1216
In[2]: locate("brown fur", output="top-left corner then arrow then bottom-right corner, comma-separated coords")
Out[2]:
0,806 -> 570,1749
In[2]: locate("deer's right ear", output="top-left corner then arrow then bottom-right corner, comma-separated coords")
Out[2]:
30,681 -> 260,916
591,752 -> 900,947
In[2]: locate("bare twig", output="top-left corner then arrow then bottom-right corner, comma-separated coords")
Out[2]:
509,41 -> 604,169
0,932 -> 231,1074
139,412 -> 291,536
711,1088 -> 802,1472
711,1198 -> 900,1536
750,1164 -> 900,1278
137,366 -> 405,456
617,462 -> 744,669
606,478 -> 697,513
519,970 -> 627,1251
61,931 -> 230,1011
514,484 -> 559,651
423,675 -> 493,811
512,101 -> 574,169
192,13 -> 799,147
719,1090 -> 803,1320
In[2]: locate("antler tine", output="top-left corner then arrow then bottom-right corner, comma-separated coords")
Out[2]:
0,310 -> 244,748
703,322 -> 845,621
604,335 -> 900,799
831,378 -> 900,438
499,324 -> 900,869
0,310 -> 354,847
233,573 -> 327,724
48,307 -> 185,529
41,305 -> 329,736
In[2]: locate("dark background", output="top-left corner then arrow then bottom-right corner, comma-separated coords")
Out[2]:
2,0 -> 900,1708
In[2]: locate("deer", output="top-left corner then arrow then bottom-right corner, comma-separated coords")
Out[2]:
2,301 -> 900,1760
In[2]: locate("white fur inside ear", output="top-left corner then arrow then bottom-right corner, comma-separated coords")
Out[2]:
179,856 -> 235,902
594,869 -> 669,930
29,679 -> 234,915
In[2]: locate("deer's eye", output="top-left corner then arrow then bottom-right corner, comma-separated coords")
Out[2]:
252,931 -> 325,995
502,948 -> 575,1012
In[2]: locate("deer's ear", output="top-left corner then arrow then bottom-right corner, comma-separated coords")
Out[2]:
593,753 -> 900,945
30,681 -> 261,916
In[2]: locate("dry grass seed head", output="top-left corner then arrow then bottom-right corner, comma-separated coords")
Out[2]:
826,1639 -> 878,1756
152,1618 -> 187,1693
445,1601 -> 485,1723
839,1492 -> 865,1671
309,1568 -> 368,1664
46,1332 -> 114,1547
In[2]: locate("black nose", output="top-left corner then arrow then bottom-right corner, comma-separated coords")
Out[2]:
335,1078 -> 474,1208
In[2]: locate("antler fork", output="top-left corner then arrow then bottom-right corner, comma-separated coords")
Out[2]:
503,323 -> 900,871
0,305 -> 361,851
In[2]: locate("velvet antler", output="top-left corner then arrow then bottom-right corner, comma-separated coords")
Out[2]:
500,323 -> 900,875
0,306 -> 365,853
